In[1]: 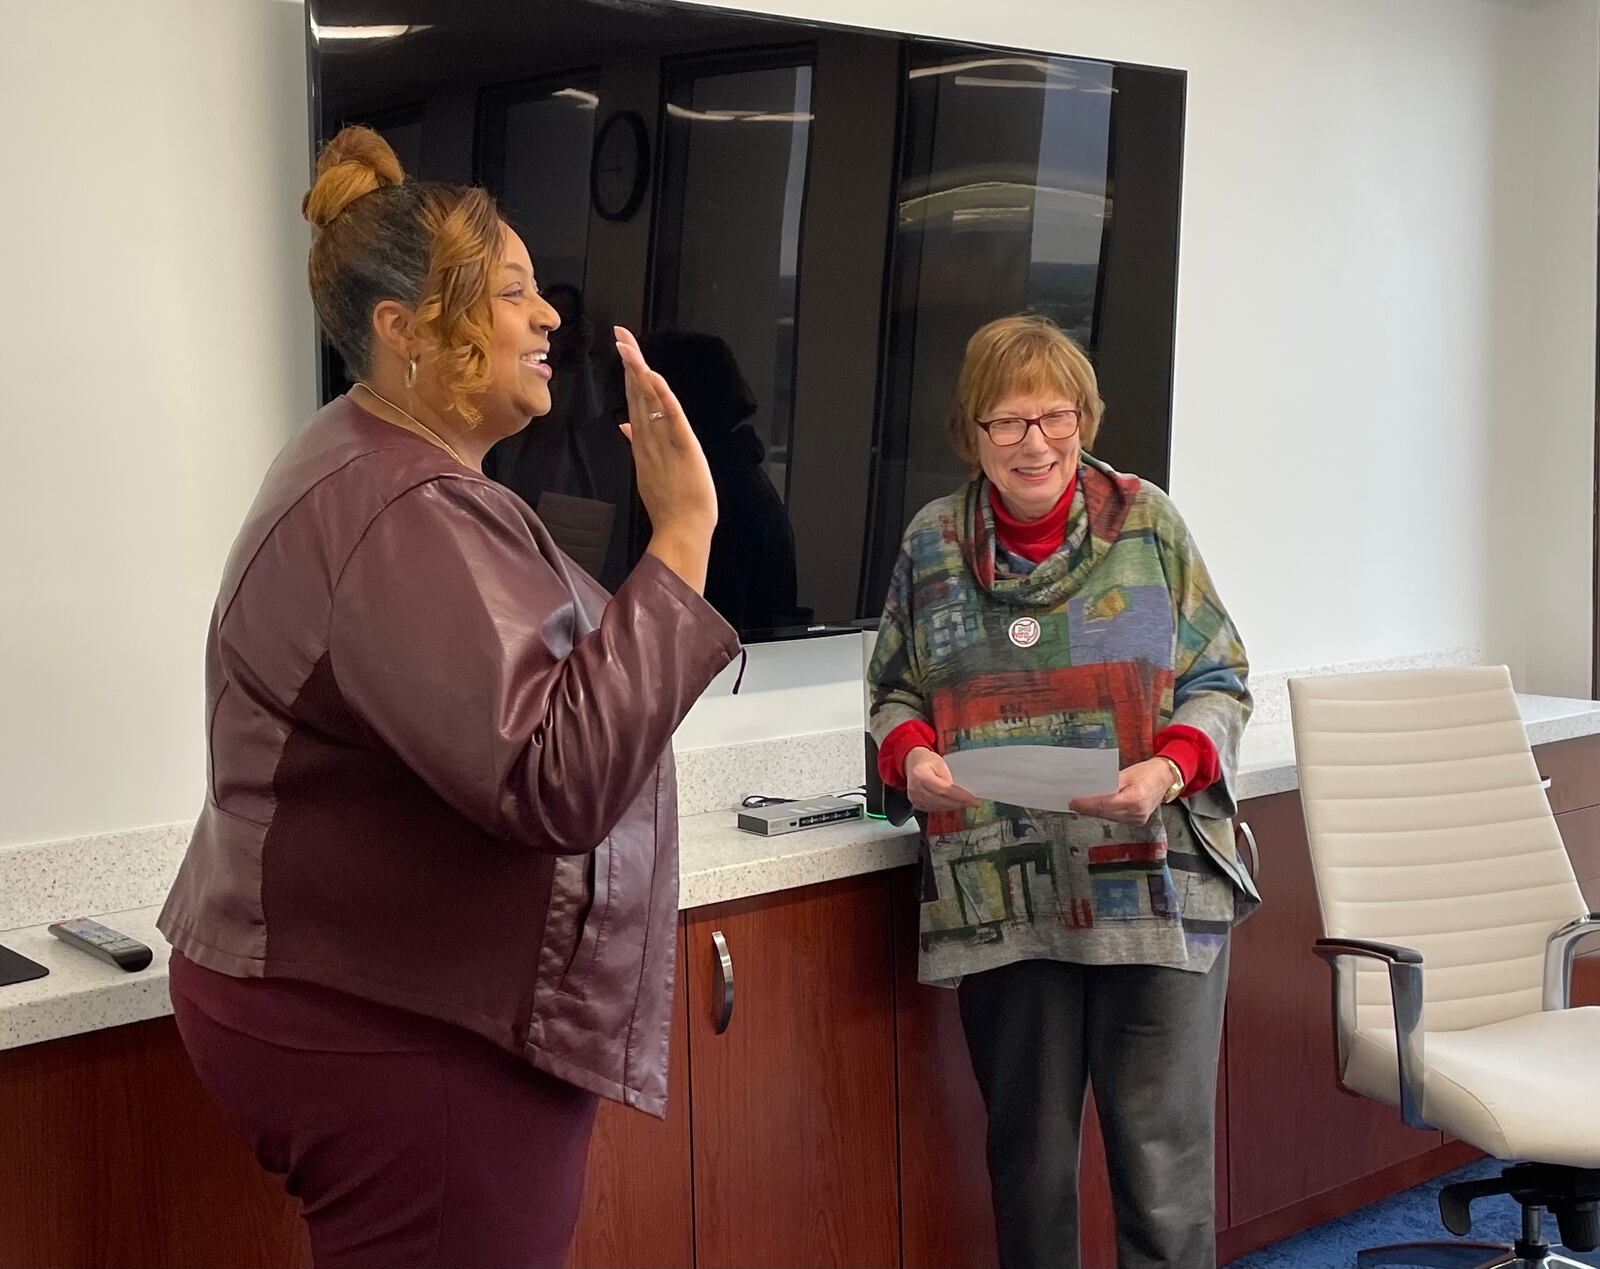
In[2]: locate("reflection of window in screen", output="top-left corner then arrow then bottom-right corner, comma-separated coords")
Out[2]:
495,83 -> 599,291
655,58 -> 813,502
476,77 -> 614,585
376,117 -> 424,179
892,53 -> 1114,528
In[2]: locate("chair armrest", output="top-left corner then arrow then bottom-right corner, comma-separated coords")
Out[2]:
1315,937 -> 1422,964
1313,937 -> 1428,1130
1543,914 -> 1600,1011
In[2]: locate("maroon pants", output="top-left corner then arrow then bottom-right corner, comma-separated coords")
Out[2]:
168,954 -> 597,1269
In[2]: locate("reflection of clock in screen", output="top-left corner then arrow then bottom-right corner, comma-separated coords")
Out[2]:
590,110 -> 649,222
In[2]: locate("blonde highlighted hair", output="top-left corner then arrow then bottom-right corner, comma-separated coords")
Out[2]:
303,125 -> 502,425
949,314 -> 1104,470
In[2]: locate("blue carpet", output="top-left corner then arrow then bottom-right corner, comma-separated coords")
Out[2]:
1225,1159 -> 1600,1268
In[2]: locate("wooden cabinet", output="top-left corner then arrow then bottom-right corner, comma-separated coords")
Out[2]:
685,874 -> 901,1269
1546,736 -> 1600,1002
1535,734 -> 1600,816
7,879 -> 900,1269
1559,806 -> 1600,889
891,870 -> 998,1269
1574,954 -> 1600,1007
0,1018 -> 310,1269
15,729 -> 1600,1269
569,928 -> 694,1269
1224,791 -> 1443,1228
1077,1096 -> 1120,1269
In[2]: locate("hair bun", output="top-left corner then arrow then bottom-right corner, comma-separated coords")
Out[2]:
301,125 -> 405,228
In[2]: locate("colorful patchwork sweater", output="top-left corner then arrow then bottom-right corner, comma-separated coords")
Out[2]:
868,456 -> 1256,985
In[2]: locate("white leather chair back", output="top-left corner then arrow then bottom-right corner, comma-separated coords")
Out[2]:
1290,666 -> 1585,1035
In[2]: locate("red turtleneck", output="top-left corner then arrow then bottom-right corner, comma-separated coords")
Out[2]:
988,478 -> 1075,562
876,476 -> 1220,796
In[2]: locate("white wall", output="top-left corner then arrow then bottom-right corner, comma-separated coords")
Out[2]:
0,0 -> 313,848
2,0 -> 1594,844
1488,0 -> 1600,695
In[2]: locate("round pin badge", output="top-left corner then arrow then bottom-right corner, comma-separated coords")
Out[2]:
1008,616 -> 1041,648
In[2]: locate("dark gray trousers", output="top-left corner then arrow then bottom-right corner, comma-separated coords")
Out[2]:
957,944 -> 1230,1269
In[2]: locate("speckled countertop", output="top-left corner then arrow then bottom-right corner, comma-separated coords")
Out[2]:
4,689 -> 1598,1053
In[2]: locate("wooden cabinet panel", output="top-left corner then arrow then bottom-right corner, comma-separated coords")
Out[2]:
569,922 -> 693,1269
1215,1017 -> 1230,1231
1558,805 -> 1600,885
1573,954 -> 1600,1007
1217,1139 -> 1480,1265
892,871 -> 999,1269
1554,807 -> 1600,999
0,1018 -> 309,1269
1078,1096 -> 1118,1269
1535,735 -> 1600,816
686,874 -> 900,1269
1225,792 -> 1442,1227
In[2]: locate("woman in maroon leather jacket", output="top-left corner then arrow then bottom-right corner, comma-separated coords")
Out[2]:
158,126 -> 739,1268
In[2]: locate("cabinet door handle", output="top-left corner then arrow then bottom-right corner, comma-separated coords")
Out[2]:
1236,820 -> 1260,881
711,930 -> 734,1035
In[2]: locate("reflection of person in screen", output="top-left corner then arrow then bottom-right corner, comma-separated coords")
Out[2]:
643,330 -> 800,633
484,282 -> 600,499
485,284 -> 634,581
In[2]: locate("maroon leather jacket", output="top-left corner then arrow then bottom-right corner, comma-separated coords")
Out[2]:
159,397 -> 739,1116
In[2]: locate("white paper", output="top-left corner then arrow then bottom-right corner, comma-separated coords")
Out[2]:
944,745 -> 1121,813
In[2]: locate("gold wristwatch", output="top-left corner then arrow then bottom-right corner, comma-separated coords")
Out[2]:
1158,756 -> 1185,804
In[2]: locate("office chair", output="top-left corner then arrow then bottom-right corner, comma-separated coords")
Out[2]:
1290,667 -> 1600,1268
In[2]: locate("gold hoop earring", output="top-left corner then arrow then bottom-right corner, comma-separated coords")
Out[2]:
405,358 -> 417,388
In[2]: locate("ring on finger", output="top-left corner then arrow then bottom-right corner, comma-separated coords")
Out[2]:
648,410 -> 665,420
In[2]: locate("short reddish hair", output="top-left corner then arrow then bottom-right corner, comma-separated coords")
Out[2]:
949,314 -> 1104,469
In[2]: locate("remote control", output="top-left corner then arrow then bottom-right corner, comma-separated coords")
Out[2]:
47,918 -> 153,972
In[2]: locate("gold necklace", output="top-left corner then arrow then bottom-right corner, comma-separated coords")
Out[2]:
354,382 -> 467,466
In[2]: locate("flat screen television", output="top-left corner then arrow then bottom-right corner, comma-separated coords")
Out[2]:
307,0 -> 1185,641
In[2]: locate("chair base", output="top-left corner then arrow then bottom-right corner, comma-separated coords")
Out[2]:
1356,1242 -> 1590,1268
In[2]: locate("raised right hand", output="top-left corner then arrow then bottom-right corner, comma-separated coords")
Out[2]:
904,747 -> 981,814
615,326 -> 717,590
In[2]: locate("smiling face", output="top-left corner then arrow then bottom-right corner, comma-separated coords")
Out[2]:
478,225 -> 561,436
950,314 -> 1104,519
975,391 -> 1082,521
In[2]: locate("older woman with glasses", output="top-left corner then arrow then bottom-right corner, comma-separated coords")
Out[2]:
869,314 -> 1254,1269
